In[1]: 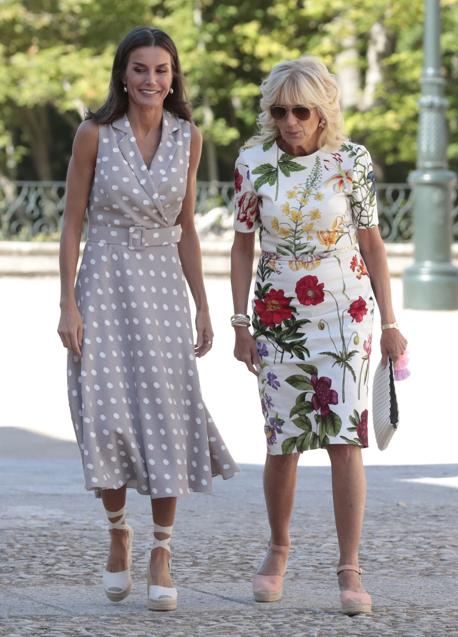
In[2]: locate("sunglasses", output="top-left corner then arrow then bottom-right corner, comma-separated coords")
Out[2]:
270,105 -> 312,121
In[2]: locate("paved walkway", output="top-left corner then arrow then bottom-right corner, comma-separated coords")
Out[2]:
1,431 -> 457,636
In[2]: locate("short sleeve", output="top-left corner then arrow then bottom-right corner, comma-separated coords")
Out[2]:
350,146 -> 379,229
233,150 -> 260,233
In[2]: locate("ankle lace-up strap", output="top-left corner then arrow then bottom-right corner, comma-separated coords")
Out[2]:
337,564 -> 362,576
152,523 -> 173,553
105,506 -> 129,531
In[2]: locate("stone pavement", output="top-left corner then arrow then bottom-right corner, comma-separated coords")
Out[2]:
1,430 -> 457,637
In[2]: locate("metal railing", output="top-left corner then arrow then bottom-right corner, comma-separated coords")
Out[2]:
1,179 -> 457,241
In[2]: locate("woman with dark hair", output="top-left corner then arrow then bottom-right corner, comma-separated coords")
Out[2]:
58,26 -> 238,611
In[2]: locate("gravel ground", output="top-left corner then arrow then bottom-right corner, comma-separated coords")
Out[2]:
1,454 -> 457,637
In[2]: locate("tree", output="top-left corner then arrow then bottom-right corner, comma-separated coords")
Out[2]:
0,0 -> 457,181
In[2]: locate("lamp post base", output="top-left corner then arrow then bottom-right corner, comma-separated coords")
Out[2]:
403,262 -> 458,310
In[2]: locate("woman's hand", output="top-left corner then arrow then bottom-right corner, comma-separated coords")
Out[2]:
58,302 -> 83,357
380,328 -> 407,367
234,326 -> 261,375
195,307 -> 214,358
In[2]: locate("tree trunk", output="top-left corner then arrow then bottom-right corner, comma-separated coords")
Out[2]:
335,25 -> 360,110
23,106 -> 53,180
203,101 -> 219,189
361,22 -> 390,111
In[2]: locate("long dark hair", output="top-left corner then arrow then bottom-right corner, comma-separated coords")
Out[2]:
87,26 -> 192,124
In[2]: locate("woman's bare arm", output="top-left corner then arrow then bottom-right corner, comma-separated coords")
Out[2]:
230,231 -> 260,375
176,123 -> 213,357
358,226 -> 407,364
57,119 -> 98,355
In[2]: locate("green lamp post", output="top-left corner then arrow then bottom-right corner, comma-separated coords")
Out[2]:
403,0 -> 458,309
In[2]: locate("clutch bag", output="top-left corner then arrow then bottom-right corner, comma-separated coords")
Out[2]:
372,358 -> 399,450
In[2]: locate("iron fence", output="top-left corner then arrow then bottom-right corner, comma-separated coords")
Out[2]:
1,179 -> 457,242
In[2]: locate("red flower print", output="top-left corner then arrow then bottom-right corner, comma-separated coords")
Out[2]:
236,191 -> 259,229
350,255 -> 368,279
254,289 -> 294,326
310,375 -> 338,417
348,297 -> 368,322
234,168 -> 243,193
295,275 -> 325,306
357,409 -> 368,447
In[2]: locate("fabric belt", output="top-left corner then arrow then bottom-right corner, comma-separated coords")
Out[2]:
260,246 -> 359,262
87,224 -> 182,249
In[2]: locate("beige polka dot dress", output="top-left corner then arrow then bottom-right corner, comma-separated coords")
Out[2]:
67,110 -> 238,499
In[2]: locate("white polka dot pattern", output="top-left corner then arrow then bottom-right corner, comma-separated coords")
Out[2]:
68,110 -> 238,499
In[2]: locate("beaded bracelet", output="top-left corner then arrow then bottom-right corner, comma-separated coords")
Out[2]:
231,313 -> 251,327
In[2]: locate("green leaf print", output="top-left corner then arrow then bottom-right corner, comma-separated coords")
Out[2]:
296,431 -> 313,452
252,147 -> 306,199
290,399 -> 314,418
263,139 -> 275,151
278,153 -> 305,177
282,437 -> 298,454
285,375 -> 313,391
292,415 -> 312,432
339,435 -> 362,446
310,432 -> 321,449
316,411 -> 342,437
252,163 -> 277,190
296,363 -> 318,376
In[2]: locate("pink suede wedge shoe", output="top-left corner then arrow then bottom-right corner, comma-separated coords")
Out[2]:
252,543 -> 289,603
337,564 -> 372,615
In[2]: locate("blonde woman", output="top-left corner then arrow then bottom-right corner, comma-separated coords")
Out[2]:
230,57 -> 407,615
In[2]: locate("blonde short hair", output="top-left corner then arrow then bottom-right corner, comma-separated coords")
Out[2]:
246,56 -> 346,151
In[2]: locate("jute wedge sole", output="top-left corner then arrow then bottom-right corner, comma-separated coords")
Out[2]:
147,522 -> 177,612
102,506 -> 133,603
252,543 -> 289,604
337,564 -> 372,616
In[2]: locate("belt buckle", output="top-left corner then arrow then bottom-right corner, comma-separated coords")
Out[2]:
128,225 -> 143,250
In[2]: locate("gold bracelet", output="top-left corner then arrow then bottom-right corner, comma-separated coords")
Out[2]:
381,322 -> 399,331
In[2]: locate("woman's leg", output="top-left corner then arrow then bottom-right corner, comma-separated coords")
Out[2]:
101,486 -> 130,572
327,445 -> 367,593
258,453 -> 300,574
149,497 -> 177,587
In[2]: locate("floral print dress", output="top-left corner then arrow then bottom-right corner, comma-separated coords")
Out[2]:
234,140 -> 378,454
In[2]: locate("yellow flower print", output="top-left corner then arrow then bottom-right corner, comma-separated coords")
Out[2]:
288,256 -> 321,272
271,218 -> 280,232
279,226 -> 290,238
314,192 -> 324,201
310,209 -> 321,220
287,189 -> 296,199
300,197 -> 309,206
282,202 -> 291,215
304,222 -> 314,233
291,210 -> 303,223
317,230 -> 338,249
316,216 -> 344,249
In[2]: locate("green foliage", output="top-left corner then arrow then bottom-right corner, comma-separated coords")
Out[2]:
0,0 -> 457,179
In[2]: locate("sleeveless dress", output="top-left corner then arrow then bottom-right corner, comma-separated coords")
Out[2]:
234,140 -> 378,454
67,110 -> 238,498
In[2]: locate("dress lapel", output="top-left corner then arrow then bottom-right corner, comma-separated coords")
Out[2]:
112,112 -> 179,221
148,111 -> 179,208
